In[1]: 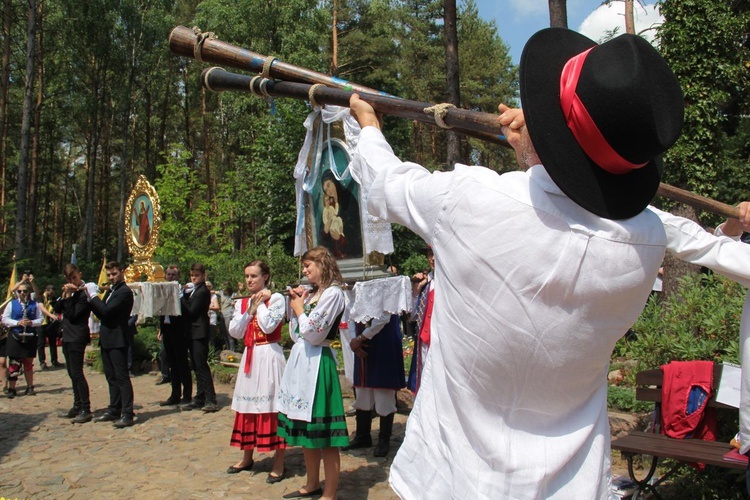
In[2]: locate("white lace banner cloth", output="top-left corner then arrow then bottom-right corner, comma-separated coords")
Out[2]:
130,282 -> 181,320
349,275 -> 413,323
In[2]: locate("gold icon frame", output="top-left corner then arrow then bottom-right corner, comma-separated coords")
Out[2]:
124,175 -> 165,281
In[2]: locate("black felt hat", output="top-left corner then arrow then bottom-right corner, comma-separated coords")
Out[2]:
520,28 -> 684,219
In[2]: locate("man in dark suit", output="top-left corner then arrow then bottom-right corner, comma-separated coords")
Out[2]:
159,265 -> 192,406
180,263 -> 218,413
55,264 -> 94,424
87,261 -> 136,428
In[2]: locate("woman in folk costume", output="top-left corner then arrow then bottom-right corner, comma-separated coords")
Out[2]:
277,246 -> 349,500
227,260 -> 287,483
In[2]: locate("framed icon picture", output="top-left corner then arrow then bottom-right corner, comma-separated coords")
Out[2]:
124,175 -> 162,260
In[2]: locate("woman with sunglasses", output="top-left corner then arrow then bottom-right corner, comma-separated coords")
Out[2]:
2,283 -> 43,397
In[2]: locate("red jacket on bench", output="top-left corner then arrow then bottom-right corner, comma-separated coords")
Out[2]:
661,360 -> 717,442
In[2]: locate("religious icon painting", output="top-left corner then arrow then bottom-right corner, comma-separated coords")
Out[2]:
132,195 -> 153,247
310,137 -> 363,260
124,175 -> 162,265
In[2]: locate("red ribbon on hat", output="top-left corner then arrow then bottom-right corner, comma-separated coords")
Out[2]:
559,48 -> 648,175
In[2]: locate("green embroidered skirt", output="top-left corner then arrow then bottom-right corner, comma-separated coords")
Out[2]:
278,348 -> 349,448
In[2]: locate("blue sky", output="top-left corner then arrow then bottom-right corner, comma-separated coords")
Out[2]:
474,0 -> 662,64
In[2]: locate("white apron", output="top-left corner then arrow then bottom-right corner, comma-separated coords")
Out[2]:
276,338 -> 322,422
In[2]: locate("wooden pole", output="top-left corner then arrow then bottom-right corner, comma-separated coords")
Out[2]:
201,67 -> 508,145
656,183 -> 738,220
174,28 -> 743,222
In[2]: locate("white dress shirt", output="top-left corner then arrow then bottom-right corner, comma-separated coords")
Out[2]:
351,126 -> 668,499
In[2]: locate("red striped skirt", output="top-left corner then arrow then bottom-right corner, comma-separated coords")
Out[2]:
230,412 -> 286,452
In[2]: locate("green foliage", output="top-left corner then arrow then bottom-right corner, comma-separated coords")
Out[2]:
657,464 -> 747,500
400,253 -> 430,277
619,273 -> 743,372
132,323 -> 161,369
658,0 -> 750,216
607,385 -> 652,413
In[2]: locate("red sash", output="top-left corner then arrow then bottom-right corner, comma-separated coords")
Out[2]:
240,297 -> 282,374
418,289 -> 435,346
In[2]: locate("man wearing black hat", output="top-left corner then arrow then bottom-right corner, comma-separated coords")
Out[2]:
348,29 -> 687,499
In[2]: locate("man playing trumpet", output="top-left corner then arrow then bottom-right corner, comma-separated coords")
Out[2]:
55,264 -> 97,423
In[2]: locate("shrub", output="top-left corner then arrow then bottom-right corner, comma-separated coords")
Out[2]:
132,321 -> 160,371
607,385 -> 651,413
618,272 -> 743,373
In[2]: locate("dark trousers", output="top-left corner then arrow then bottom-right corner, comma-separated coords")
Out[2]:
159,339 -> 170,378
189,337 -> 215,405
62,341 -> 90,411
101,346 -> 134,418
38,322 -> 60,365
163,326 -> 192,402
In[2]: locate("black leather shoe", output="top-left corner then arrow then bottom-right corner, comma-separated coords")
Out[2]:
281,488 -> 323,499
201,403 -> 219,413
113,416 -> 135,428
155,377 -> 171,385
266,469 -> 285,484
71,411 -> 93,424
373,441 -> 390,457
59,408 -> 78,419
342,435 -> 372,451
93,412 -> 120,423
52,362 -> 64,368
180,401 -> 203,411
7,388 -> 16,399
159,398 -> 180,406
226,461 -> 253,474
24,386 -> 36,396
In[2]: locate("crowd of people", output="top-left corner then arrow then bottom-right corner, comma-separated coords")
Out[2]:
6,27 -> 750,499
0,249 -> 429,500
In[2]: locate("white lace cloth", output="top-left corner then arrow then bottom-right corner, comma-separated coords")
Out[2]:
293,105 -> 393,256
348,275 -> 412,323
130,282 -> 181,320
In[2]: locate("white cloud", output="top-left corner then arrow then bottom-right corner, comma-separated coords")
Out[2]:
508,0 -> 549,19
577,1 -> 663,45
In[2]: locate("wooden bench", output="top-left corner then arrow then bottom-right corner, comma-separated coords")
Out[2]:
610,363 -> 744,498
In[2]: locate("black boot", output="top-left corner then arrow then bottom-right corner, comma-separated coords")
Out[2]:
374,413 -> 395,457
342,410 -> 373,450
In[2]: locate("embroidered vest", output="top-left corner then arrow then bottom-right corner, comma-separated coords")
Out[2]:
10,299 -> 38,334
239,296 -> 283,374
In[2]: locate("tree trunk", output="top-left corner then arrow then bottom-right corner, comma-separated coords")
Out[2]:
157,63 -> 175,167
0,0 -> 11,246
84,85 -> 100,262
28,0 -> 44,254
662,204 -> 701,300
117,48 -> 137,262
183,65 -> 194,170
202,87 -> 212,206
330,0 -> 338,75
444,0 -> 460,166
548,0 -> 568,28
144,88 -> 153,180
16,0 -> 37,259
624,0 -> 635,34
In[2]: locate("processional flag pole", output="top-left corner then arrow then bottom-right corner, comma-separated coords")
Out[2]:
168,25 -> 740,221
4,255 -> 16,302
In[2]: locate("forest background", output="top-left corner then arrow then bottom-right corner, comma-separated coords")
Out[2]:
0,0 -> 747,295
